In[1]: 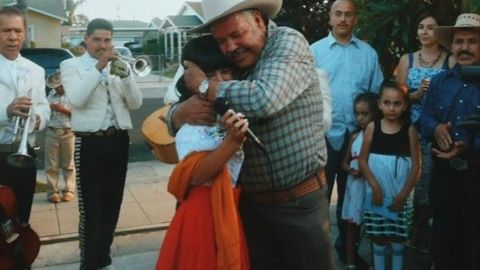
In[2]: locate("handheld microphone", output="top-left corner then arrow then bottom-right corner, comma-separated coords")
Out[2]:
213,98 -> 267,153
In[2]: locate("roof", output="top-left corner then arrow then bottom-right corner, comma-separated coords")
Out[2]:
160,15 -> 202,30
111,20 -> 149,29
185,1 -> 203,17
0,0 -> 67,21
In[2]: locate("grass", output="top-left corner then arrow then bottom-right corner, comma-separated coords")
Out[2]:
35,181 -> 47,193
162,69 -> 177,78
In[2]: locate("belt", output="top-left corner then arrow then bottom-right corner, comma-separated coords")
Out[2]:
250,169 -> 326,204
75,126 -> 125,137
48,127 -> 72,135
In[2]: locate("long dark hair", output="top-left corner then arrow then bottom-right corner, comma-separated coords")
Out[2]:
176,35 -> 234,102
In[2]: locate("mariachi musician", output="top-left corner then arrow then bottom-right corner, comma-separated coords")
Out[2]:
60,18 -> 142,270
0,5 -> 49,232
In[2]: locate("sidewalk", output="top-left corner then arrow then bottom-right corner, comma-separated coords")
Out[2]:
31,158 -> 373,269
31,160 -> 177,268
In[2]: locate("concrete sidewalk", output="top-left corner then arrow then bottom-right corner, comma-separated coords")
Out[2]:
30,158 -> 376,269
31,160 -> 177,269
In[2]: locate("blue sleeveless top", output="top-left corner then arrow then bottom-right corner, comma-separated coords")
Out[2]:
407,52 -> 449,124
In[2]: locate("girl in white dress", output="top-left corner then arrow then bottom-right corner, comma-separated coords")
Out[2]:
341,92 -> 381,269
359,82 -> 421,270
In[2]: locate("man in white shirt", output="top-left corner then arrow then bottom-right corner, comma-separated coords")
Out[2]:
60,18 -> 142,270
0,6 -> 49,236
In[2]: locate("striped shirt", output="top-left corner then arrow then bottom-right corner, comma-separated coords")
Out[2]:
216,25 -> 326,193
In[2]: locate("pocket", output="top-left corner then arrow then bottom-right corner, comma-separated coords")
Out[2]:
295,185 -> 328,210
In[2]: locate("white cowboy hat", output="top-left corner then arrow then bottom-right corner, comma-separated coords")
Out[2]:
191,0 -> 282,33
435,13 -> 480,51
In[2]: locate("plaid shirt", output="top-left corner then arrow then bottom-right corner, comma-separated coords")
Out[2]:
216,25 -> 326,193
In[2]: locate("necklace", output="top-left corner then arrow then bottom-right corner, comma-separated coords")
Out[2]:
418,51 -> 442,68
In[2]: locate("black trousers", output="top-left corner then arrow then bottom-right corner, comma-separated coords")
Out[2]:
75,132 -> 129,270
0,149 -> 36,224
430,158 -> 479,270
325,134 -> 349,256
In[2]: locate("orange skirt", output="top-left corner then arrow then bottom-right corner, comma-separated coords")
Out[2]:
155,186 -> 250,270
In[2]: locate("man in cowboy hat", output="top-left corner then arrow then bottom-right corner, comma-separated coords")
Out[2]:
420,13 -> 480,270
166,0 -> 336,269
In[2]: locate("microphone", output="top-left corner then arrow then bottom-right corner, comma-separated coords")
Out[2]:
214,98 -> 267,153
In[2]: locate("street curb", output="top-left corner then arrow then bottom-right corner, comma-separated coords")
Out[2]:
39,223 -> 170,245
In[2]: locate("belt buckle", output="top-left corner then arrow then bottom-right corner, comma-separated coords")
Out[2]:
449,158 -> 468,171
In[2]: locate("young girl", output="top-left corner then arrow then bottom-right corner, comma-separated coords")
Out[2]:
359,82 -> 421,270
341,92 -> 380,270
155,35 -> 250,270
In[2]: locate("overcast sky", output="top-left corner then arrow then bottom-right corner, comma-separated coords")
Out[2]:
76,0 -> 187,22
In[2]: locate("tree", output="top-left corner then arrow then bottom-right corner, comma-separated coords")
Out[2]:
275,0 -> 331,43
65,0 -> 86,26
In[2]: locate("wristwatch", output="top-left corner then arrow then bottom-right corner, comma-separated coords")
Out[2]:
198,78 -> 210,98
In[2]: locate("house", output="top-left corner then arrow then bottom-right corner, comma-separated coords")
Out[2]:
159,1 -> 204,64
0,0 -> 68,48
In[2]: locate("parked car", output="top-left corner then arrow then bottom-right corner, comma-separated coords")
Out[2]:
20,48 -> 75,93
115,46 -> 133,59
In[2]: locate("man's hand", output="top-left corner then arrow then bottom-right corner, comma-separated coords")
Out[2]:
172,95 -> 216,130
7,96 -> 32,118
183,60 -> 206,94
432,141 -> 465,160
434,122 -> 453,151
96,46 -> 117,71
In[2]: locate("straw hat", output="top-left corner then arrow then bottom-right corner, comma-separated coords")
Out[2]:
191,0 -> 282,32
435,13 -> 480,50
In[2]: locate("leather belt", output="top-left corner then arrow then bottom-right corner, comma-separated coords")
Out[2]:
250,169 -> 326,204
75,126 -> 125,137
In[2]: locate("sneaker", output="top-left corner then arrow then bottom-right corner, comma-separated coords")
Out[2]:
48,193 -> 61,203
63,191 -> 75,202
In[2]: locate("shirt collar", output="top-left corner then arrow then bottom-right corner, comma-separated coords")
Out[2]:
83,52 -> 98,66
327,31 -> 359,48
0,53 -> 21,66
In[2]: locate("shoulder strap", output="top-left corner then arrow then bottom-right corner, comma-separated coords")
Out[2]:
408,53 -> 414,69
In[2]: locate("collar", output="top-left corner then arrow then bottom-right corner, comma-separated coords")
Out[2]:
82,52 -> 98,66
327,31 -> 359,48
0,53 -> 21,66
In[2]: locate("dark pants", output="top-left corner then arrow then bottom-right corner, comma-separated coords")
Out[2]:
430,158 -> 479,270
239,186 -> 336,270
75,132 -> 129,270
0,148 -> 36,224
325,134 -> 349,258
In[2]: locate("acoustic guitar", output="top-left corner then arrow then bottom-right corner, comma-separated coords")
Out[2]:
142,105 -> 179,164
0,185 -> 40,269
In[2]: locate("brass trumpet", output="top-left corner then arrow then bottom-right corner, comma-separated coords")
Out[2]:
110,54 -> 152,78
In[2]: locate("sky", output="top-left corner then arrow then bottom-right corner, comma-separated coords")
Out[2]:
76,0 -> 187,23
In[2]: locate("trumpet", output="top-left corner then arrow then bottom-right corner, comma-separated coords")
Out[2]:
8,112 -> 35,168
110,54 -> 152,78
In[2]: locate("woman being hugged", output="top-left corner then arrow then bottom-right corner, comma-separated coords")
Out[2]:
341,92 -> 380,270
359,82 -> 421,270
156,35 -> 250,270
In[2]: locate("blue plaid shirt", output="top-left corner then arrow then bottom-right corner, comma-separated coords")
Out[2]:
216,25 -> 326,193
